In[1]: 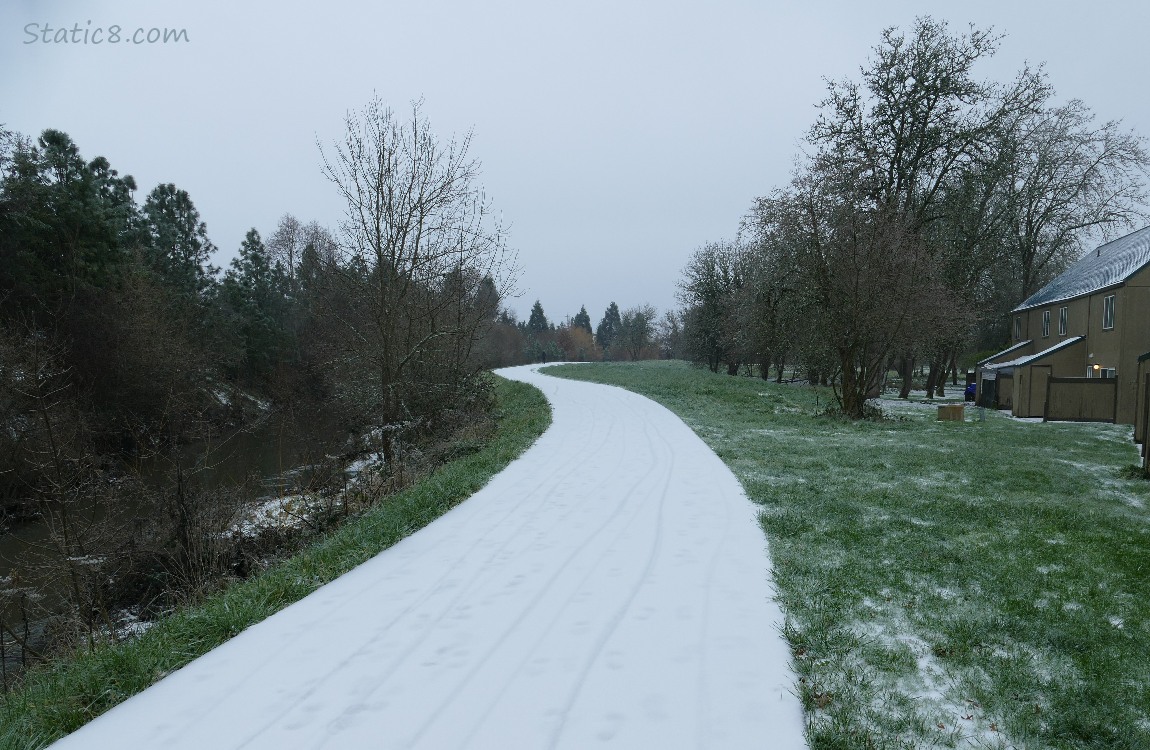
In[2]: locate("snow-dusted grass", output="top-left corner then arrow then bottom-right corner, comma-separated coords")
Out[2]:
0,377 -> 551,750
551,360 -> 1150,750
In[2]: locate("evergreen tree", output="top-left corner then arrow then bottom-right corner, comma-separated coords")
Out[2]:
0,129 -> 138,311
297,242 -> 323,298
573,305 -> 592,335
142,183 -> 216,297
221,229 -> 289,379
527,300 -> 549,334
595,301 -> 622,351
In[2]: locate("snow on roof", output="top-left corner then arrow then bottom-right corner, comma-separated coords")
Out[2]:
1013,226 -> 1150,312
983,336 -> 1084,370
977,340 -> 1031,366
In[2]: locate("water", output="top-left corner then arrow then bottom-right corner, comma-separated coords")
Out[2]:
0,406 -> 353,680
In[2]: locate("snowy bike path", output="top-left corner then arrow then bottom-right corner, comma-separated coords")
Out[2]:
51,364 -> 805,749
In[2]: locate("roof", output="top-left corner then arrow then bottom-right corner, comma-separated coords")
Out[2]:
983,336 -> 1084,370
976,340 -> 1031,367
1013,225 -> 1150,312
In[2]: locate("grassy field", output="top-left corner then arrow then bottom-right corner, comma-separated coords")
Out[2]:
0,376 -> 551,750
550,361 -> 1150,750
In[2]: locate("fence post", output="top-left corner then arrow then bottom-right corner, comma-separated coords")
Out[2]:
1143,373 -> 1150,471
1043,374 -> 1052,423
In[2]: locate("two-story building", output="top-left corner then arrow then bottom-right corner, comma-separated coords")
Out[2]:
976,225 -> 1150,424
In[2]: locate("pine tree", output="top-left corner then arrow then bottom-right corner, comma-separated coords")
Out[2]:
221,229 -> 287,379
573,305 -> 592,335
0,129 -> 138,310
595,301 -> 622,352
142,183 -> 216,297
527,300 -> 549,335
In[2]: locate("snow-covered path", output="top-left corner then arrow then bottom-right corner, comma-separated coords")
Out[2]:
51,364 -> 805,749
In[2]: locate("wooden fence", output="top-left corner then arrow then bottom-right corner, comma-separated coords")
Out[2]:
1043,377 -> 1117,423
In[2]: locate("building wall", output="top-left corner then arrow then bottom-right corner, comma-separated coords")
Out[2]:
1116,267 -> 1150,423
1007,267 -> 1150,424
1012,340 -> 1085,418
1012,297 -> 1090,354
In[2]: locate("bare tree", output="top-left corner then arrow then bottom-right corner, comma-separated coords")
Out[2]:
0,324 -> 123,652
266,213 -> 302,287
807,18 -> 1053,394
748,164 -> 954,417
655,310 -> 684,360
678,241 -> 750,374
1000,100 -> 1150,300
319,97 -> 518,463
808,18 -> 1016,228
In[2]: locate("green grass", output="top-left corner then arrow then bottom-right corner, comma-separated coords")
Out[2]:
549,360 -> 1150,750
0,376 -> 551,749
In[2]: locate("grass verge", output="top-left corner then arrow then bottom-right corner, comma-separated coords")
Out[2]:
550,360 -> 1150,750
0,375 -> 550,750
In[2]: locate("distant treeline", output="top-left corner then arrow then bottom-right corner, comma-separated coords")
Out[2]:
495,300 -> 682,365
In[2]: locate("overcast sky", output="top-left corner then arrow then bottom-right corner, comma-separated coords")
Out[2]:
3,0 -> 1148,324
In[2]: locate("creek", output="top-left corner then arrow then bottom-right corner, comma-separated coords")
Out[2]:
0,406 -> 354,681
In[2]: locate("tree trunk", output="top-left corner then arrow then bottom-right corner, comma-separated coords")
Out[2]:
898,356 -> 914,399
924,360 -> 943,399
838,356 -> 865,418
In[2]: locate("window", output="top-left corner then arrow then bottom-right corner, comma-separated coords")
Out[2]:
1088,365 -> 1116,379
1013,315 -> 1021,340
1103,295 -> 1115,330
1058,306 -> 1067,336
1041,310 -> 1050,337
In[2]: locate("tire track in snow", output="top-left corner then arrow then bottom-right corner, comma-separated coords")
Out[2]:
231,387 -> 626,746
544,405 -> 676,748
426,386 -> 679,747
329,384 -> 667,746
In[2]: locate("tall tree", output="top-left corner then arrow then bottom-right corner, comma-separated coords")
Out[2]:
595,302 -> 623,354
808,18 -> 1025,228
0,129 -> 138,311
141,183 -> 216,297
526,300 -> 549,335
221,228 -> 289,379
655,310 -> 684,360
999,99 -> 1150,300
748,168 -> 951,416
572,305 -> 592,335
266,213 -> 302,290
677,242 -> 747,374
796,17 -> 1121,405
319,96 -> 518,462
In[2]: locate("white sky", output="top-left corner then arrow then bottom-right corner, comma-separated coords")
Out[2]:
3,0 -> 1148,324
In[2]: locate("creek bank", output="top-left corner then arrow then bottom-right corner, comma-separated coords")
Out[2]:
0,400 -> 374,683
